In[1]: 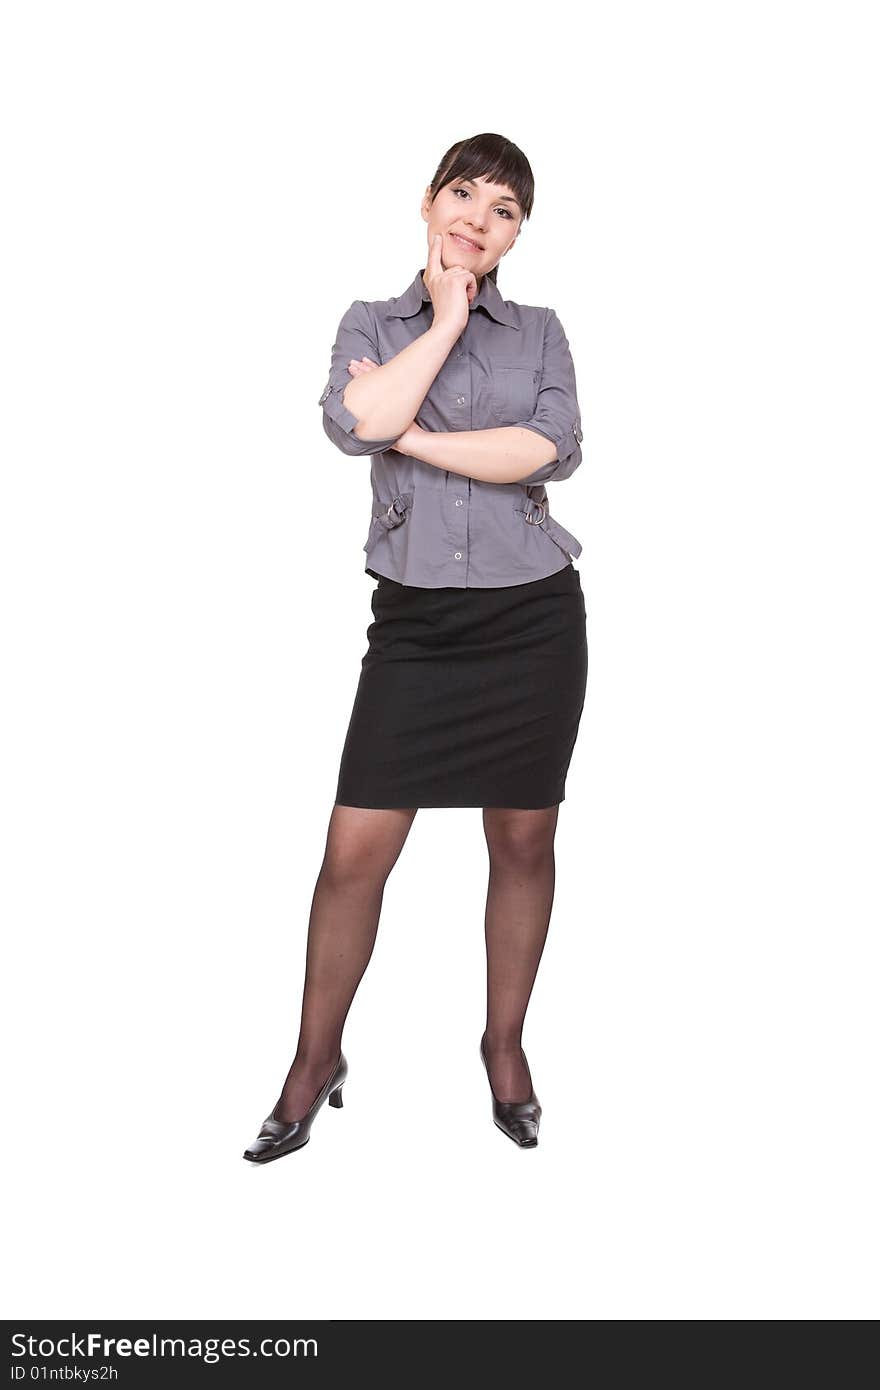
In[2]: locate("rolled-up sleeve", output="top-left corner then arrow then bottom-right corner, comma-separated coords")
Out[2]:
318,299 -> 403,456
514,308 -> 584,485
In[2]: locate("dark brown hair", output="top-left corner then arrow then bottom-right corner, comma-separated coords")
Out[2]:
425,133 -> 534,284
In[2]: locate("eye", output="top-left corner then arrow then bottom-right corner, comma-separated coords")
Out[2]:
452,186 -> 514,219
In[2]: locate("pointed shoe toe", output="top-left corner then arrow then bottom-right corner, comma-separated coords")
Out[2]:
243,1114 -> 309,1163
243,1052 -> 348,1164
493,1099 -> 542,1148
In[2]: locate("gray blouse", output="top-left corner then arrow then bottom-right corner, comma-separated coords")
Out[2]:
318,266 -> 584,588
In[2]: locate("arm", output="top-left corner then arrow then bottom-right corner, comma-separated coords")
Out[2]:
319,299 -> 421,456
392,307 -> 584,485
318,299 -> 461,457
514,309 -> 584,484
344,317 -> 459,443
318,235 -> 475,457
394,423 -> 558,485
343,354 -> 554,482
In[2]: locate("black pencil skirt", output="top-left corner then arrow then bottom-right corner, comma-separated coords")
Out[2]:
333,561 -> 588,810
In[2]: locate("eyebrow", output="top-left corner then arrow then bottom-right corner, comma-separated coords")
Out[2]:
455,178 -> 521,209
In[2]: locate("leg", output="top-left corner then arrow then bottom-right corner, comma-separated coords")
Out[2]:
273,804 -> 418,1122
481,804 -> 560,1102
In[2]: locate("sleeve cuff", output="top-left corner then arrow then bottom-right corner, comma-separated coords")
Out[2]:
319,381 -> 403,454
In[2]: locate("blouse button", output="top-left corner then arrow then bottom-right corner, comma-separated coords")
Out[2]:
454,552 -> 462,560
456,395 -> 466,405
455,498 -> 463,506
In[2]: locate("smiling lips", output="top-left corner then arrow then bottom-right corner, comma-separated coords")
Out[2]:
450,232 -> 482,252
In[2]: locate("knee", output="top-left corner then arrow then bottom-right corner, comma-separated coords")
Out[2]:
321,834 -> 389,891
321,808 -> 415,889
483,807 -> 558,870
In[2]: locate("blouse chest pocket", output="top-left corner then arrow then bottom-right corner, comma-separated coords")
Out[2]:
488,359 -> 541,425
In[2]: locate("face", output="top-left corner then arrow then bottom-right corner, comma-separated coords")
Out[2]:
421,174 -> 522,285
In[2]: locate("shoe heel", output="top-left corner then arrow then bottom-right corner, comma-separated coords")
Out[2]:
328,1085 -> 344,1108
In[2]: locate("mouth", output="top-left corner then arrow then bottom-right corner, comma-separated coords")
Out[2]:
449,232 -> 483,252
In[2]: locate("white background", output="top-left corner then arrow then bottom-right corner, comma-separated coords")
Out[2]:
2,0 -> 878,1320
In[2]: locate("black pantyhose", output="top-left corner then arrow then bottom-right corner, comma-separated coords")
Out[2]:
270,802 -> 560,1122
481,804 -> 559,1102
272,805 -> 417,1124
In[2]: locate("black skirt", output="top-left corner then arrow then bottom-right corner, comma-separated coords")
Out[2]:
334,562 -> 588,810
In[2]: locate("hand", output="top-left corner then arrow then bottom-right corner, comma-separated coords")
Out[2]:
346,356 -> 418,449
346,355 -> 381,377
423,232 -> 476,337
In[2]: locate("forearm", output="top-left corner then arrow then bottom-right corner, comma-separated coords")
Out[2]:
403,425 -> 558,485
343,322 -> 459,442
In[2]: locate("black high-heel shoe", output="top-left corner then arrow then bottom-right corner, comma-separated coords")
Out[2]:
480,1033 -> 541,1148
243,1053 -> 348,1164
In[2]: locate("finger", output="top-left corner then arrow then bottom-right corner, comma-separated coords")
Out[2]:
426,231 -> 443,278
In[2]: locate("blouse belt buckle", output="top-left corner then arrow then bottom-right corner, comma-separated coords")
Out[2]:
383,494 -> 410,528
523,501 -> 546,525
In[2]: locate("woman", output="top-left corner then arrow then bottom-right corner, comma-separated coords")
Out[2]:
244,133 -> 587,1162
